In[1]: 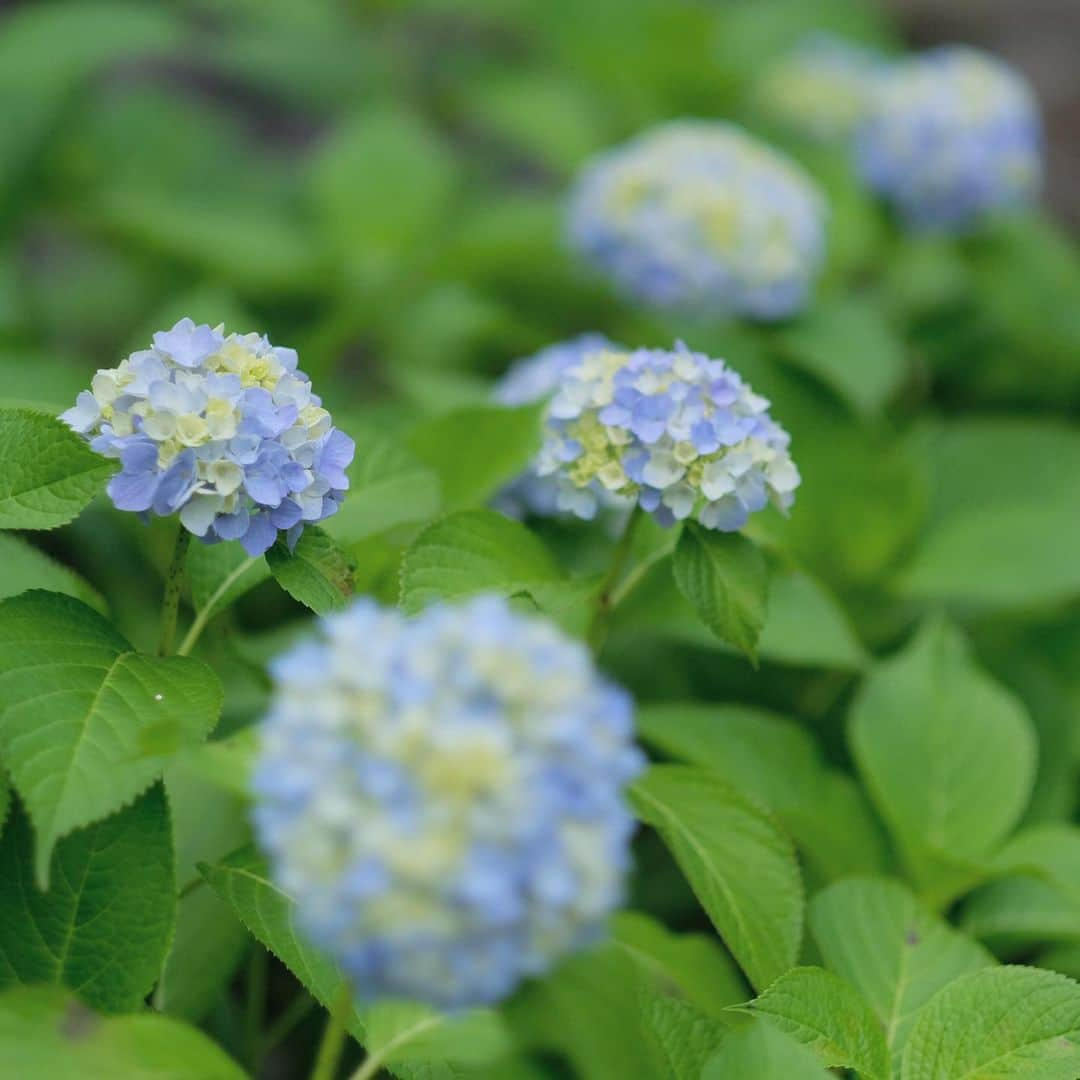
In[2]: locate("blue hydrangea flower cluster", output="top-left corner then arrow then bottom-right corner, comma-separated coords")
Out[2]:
567,121 -> 826,321
754,33 -> 887,143
537,342 -> 800,529
856,46 -> 1042,229
493,334 -> 630,519
251,595 -> 642,1009
61,318 -> 355,556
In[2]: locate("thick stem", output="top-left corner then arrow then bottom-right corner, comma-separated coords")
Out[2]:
587,506 -> 644,653
158,527 -> 191,656
310,983 -> 353,1080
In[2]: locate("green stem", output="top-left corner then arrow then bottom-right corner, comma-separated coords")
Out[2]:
347,1017 -> 441,1080
176,554 -> 259,657
310,983 -> 353,1080
158,527 -> 191,656
260,992 -> 318,1060
587,506 -> 644,653
244,946 -> 269,1071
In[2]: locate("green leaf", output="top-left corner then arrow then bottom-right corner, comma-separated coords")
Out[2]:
0,787 -> 174,1013
0,985 -> 245,1079
156,757 -> 251,1021
400,509 -> 560,614
900,966 -> 1080,1079
0,533 -> 105,613
742,966 -> 891,1079
849,619 -> 1035,892
307,105 -> 460,269
507,942 -> 665,1080
612,911 -> 748,1019
615,558 -> 865,670
0,408 -> 115,531
640,995 -> 727,1080
809,876 -> 993,1057
201,845 -> 507,1067
267,525 -> 355,615
777,298 -> 906,415
703,1019 -> 833,1079
182,727 -> 259,802
637,703 -> 887,883
0,591 -> 222,885
186,542 -> 269,627
899,419 -> 1080,608
630,765 -> 803,992
672,523 -> 769,659
322,428 -> 441,544
406,404 -> 543,512
963,825 -> 1080,948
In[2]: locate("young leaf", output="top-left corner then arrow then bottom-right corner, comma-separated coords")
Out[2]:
640,995 -> 727,1080
201,845 -> 507,1068
400,509 -> 560,614
267,525 -> 355,615
810,876 -> 993,1056
630,765 -> 803,992
703,1019 -> 832,1079
0,532 -> 105,613
0,985 -> 244,1079
742,966 -> 891,1080
0,591 -> 222,885
322,428 -> 441,545
406,404 -> 543,512
849,619 -> 1036,887
900,966 -> 1080,1079
672,523 -> 769,659
612,911 -> 748,1019
0,787 -> 174,1014
0,407 -> 115,530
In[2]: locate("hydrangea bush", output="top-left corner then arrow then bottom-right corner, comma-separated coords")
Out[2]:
1,2 -> 1078,1078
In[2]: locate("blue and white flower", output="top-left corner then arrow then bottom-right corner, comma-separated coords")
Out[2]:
252,595 -> 642,1009
856,45 -> 1042,229
61,318 -> 354,556
493,334 -> 630,519
753,33 -> 888,143
537,341 -> 800,529
568,121 -> 826,321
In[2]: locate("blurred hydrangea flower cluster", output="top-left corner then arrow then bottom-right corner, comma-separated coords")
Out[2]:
754,33 -> 887,143
252,595 -> 642,1009
493,333 -> 630,519
537,341 -> 799,529
856,45 -> 1042,229
568,120 -> 826,321
61,318 -> 354,556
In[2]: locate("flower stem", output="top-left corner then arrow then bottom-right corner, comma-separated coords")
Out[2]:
176,554 -> 259,657
310,983 -> 353,1080
158,527 -> 191,656
587,506 -> 644,653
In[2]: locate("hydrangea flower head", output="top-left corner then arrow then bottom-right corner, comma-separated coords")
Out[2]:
856,46 -> 1042,229
537,341 -> 800,529
568,121 -> 826,321
61,318 -> 354,556
251,595 -> 642,1009
493,334 -> 629,518
754,33 -> 887,143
